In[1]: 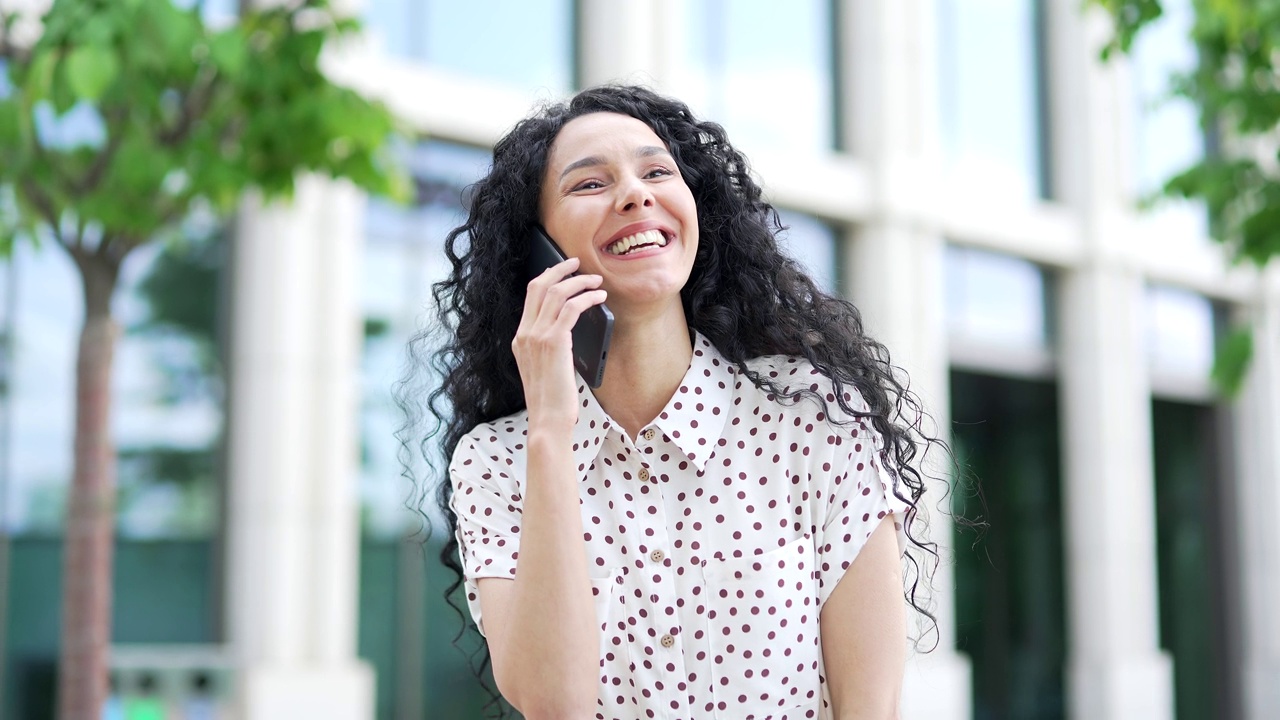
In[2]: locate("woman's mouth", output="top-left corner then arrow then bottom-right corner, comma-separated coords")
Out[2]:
605,229 -> 670,256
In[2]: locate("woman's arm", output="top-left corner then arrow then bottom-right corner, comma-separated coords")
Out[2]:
474,258 -> 606,720
820,515 -> 906,720
476,430 -> 599,719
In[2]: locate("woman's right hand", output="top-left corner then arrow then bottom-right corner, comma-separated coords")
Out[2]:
512,257 -> 607,432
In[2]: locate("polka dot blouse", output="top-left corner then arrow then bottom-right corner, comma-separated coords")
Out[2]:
450,333 -> 911,720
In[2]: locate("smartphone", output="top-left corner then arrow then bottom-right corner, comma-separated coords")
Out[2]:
523,225 -> 614,388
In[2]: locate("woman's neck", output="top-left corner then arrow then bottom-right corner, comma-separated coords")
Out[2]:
591,305 -> 693,440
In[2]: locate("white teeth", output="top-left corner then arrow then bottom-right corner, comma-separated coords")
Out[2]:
607,229 -> 669,256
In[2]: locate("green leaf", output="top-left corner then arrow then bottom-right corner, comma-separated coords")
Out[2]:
64,45 -> 119,102
22,49 -> 58,102
1212,325 -> 1253,398
0,97 -> 24,153
209,29 -> 248,78
149,0 -> 201,59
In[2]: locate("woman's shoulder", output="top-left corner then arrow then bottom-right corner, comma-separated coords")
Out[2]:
451,409 -> 531,464
739,352 -> 874,420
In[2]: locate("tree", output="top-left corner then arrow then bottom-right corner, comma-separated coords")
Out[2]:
0,1 -> 406,718
1090,0 -> 1280,395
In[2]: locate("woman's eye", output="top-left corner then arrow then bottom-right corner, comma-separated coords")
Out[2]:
572,180 -> 604,191
645,167 -> 673,179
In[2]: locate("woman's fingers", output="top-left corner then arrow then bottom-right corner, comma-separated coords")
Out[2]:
523,260 -> 603,331
552,289 -> 608,332
521,257 -> 579,320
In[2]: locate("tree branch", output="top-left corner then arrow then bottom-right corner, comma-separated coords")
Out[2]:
71,107 -> 129,198
158,66 -> 220,148
18,178 -> 72,250
99,233 -> 138,268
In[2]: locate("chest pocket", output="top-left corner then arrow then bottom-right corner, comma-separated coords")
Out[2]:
590,566 -> 634,715
702,534 -> 821,719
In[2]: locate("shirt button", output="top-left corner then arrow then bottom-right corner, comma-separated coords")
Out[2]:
660,633 -> 675,648
643,428 -> 656,441
650,549 -> 665,563
638,467 -> 650,482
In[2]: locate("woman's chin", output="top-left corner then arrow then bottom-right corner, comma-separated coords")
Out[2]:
606,286 -> 687,319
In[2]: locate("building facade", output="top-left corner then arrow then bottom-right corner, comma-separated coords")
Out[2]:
3,1 -> 1278,719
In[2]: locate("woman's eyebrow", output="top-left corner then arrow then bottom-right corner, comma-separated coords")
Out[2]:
558,146 -> 673,181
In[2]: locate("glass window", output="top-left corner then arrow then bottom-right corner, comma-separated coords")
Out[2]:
360,140 -> 491,539
945,245 -> 1050,350
1130,0 -> 1207,236
670,0 -> 836,155
3,232 -> 224,537
364,0 -> 575,93
1145,284 -> 1214,380
1152,399 -> 1237,720
358,139 -> 501,720
936,0 -> 1047,201
777,209 -> 838,295
951,370 -> 1066,720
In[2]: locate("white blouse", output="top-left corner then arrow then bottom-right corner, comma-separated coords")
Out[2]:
450,333 -> 910,720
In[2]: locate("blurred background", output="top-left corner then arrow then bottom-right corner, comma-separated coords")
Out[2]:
2,0 -> 1277,719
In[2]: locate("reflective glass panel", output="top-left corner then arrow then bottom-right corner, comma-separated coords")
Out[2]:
777,209 -> 838,295
937,0 -> 1046,201
360,141 -> 491,538
951,371 -> 1066,720
1152,399 -> 1236,720
1130,0 -> 1207,236
945,245 -> 1049,349
1145,284 -> 1214,379
672,0 -> 835,155
364,0 -> 574,93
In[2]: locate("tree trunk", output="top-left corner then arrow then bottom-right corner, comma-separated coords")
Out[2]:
56,248 -> 121,720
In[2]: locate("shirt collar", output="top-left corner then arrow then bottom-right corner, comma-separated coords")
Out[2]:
570,331 -> 735,475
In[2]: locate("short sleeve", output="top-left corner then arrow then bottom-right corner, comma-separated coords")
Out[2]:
448,431 -> 524,637
814,416 -> 913,609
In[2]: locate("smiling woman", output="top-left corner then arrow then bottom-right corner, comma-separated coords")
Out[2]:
397,85 -> 946,720
539,113 -> 699,322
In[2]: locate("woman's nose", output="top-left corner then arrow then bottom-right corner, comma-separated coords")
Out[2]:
615,178 -> 655,213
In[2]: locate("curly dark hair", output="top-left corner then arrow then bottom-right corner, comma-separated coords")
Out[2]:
397,84 -> 948,716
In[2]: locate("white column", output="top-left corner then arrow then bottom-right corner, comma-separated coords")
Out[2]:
225,176 -> 374,720
578,0 -> 661,88
1047,3 -> 1174,718
842,1 -> 971,718
847,225 -> 971,720
1236,268 -> 1280,720
1058,267 -> 1173,720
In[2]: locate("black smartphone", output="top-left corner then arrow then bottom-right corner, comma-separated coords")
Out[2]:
523,225 -> 614,388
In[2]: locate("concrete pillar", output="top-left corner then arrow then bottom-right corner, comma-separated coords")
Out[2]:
1236,268 -> 1280,720
841,1 -> 971,718
1058,266 -> 1173,720
224,175 -> 373,720
578,0 -> 660,88
848,223 -> 971,720
1046,3 -> 1174,718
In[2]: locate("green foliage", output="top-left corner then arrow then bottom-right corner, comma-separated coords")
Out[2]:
1092,0 -> 1279,396
1093,0 -> 1280,266
0,0 -> 409,255
1212,324 -> 1253,396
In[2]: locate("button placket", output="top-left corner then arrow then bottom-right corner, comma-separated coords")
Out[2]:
628,466 -> 683,704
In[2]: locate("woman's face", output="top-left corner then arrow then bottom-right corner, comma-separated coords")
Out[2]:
538,112 -> 699,317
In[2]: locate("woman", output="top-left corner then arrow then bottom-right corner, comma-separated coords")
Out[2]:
407,85 -> 939,720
